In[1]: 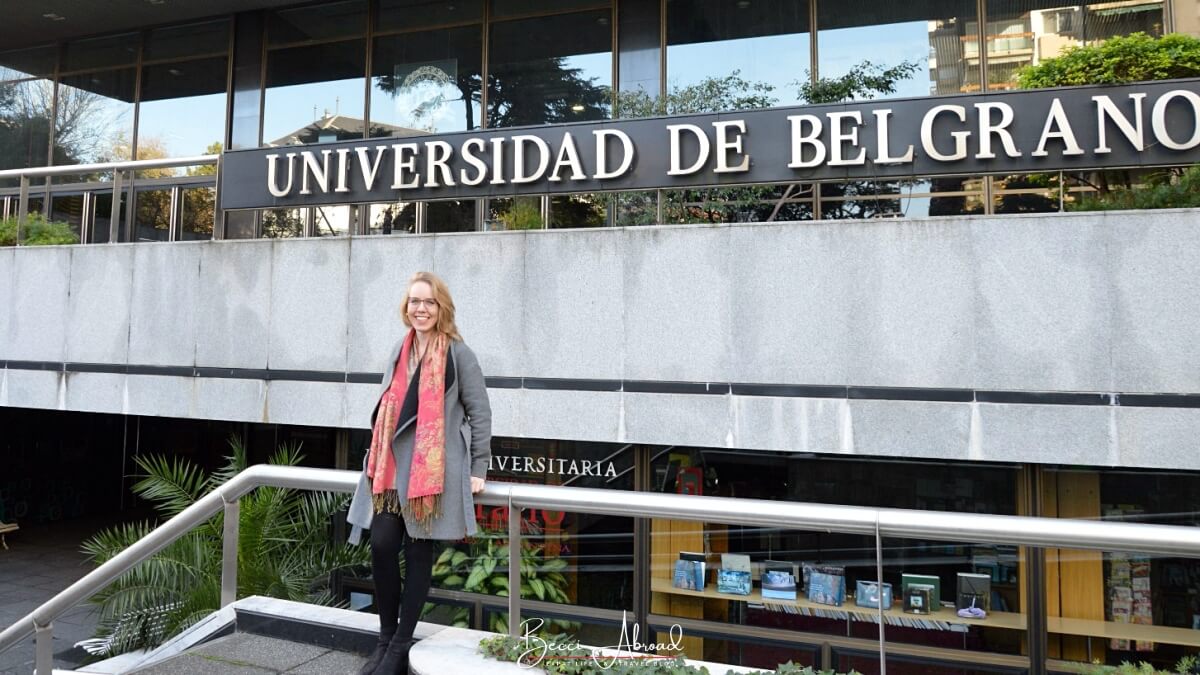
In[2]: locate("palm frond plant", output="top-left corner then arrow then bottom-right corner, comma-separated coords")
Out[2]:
80,437 -> 369,657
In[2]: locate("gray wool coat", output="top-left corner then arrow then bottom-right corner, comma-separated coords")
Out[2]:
346,338 -> 492,544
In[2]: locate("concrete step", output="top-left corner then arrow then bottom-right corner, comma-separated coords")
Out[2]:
124,633 -> 366,675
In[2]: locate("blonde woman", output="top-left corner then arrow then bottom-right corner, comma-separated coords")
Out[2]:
346,271 -> 492,674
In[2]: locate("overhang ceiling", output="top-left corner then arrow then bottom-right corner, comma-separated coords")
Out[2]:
0,0 -> 302,51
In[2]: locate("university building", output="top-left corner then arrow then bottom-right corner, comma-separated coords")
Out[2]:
2,1 -> 1200,673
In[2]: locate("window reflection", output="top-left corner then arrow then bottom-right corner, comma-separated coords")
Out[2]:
54,69 -> 136,178
313,205 -> 354,237
667,0 -> 810,110
426,199 -> 476,232
982,1 -> 1164,91
487,11 -> 613,128
0,46 -> 57,82
90,191 -> 127,244
377,0 -> 483,31
0,80 -> 52,187
138,58 -> 228,165
264,41 -> 366,146
550,193 -> 608,229
62,33 -> 138,72
50,194 -> 85,241
267,0 -> 367,45
368,201 -> 417,235
262,208 -> 305,238
181,187 -> 215,240
371,26 -> 483,134
134,188 -> 172,242
819,0 -> 976,99
144,20 -> 230,61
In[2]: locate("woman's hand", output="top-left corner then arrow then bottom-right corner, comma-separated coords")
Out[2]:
470,476 -> 486,494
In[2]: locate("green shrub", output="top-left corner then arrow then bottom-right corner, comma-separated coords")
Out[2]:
1068,165 -> 1200,211
0,213 -> 79,246
1016,32 -> 1200,89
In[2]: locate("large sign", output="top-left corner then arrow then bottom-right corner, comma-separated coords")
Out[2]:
220,79 -> 1200,210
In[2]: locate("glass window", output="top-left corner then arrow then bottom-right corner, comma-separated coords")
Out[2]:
262,208 -> 305,238
371,26 -> 483,135
368,201 -> 417,235
0,80 -> 52,187
90,191 -> 127,244
549,193 -> 608,228
0,46 -> 57,82
377,0 -> 483,31
54,69 -> 137,178
819,0 -> 977,99
667,0 -> 810,110
181,187 -> 215,240
224,210 -> 257,239
662,184 -> 814,224
313,205 -> 354,237
144,20 -> 230,61
426,199 -> 476,232
263,41 -> 366,146
138,57 -> 228,164
650,449 -> 1022,659
49,194 -> 85,241
62,33 -> 139,72
134,188 -> 172,241
487,11 -> 613,128
490,0 -> 609,20
267,0 -> 367,45
485,196 -> 542,230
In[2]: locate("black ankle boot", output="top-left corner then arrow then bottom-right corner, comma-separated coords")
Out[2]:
373,636 -> 414,675
357,630 -> 394,675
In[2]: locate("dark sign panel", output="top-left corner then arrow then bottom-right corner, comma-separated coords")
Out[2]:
220,79 -> 1200,210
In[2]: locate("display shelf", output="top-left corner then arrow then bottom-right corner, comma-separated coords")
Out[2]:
651,578 -> 1025,631
652,580 -> 1200,647
1049,617 -> 1200,648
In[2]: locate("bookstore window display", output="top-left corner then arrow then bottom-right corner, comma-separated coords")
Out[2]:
651,449 -> 1027,668
1042,467 -> 1200,669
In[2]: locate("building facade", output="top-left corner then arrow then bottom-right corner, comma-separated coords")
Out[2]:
3,1 -> 1200,673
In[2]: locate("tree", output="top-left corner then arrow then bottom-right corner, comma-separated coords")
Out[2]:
1017,32 -> 1200,89
80,438 -> 368,657
613,63 -> 921,225
1015,33 -> 1200,211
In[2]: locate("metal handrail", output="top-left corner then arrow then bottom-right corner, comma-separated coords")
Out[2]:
0,155 -> 218,180
2,464 -> 1200,675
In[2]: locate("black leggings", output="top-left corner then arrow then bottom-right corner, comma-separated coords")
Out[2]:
370,512 -> 434,641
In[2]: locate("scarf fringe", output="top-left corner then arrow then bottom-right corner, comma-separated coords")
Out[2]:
372,490 -> 401,515
402,494 -> 442,534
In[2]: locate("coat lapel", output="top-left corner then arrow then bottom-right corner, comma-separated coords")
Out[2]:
370,338 -> 405,428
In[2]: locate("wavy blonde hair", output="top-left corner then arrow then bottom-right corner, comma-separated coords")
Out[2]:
400,271 -> 462,341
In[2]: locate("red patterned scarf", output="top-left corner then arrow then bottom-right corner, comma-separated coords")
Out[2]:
367,329 -> 448,533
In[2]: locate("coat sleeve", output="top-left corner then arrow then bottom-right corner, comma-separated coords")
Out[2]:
457,342 -> 493,478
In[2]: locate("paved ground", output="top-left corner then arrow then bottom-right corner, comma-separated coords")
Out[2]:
127,634 -> 366,675
0,518 -> 107,675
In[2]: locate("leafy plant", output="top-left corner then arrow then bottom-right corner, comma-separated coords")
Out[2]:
498,196 -> 545,230
1016,33 -> 1200,89
79,437 -> 368,657
0,213 -> 79,246
479,635 -> 859,674
1067,165 -> 1200,211
1068,654 -> 1200,674
428,524 -> 574,636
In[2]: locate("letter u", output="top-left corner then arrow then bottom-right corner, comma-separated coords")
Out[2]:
266,153 -> 297,197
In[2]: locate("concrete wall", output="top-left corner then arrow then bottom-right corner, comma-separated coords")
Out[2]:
3,209 -> 1200,470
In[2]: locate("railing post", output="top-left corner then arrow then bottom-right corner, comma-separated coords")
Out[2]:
16,175 -> 29,245
109,170 -> 123,243
221,495 -> 240,607
508,497 -> 520,637
875,518 -> 887,675
34,621 -> 52,675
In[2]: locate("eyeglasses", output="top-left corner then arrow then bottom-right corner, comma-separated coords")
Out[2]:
407,298 -> 438,309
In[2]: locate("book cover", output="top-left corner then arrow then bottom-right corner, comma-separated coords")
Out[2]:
806,565 -> 846,607
854,580 -> 892,609
678,551 -> 706,589
673,559 -> 705,591
762,560 -> 797,600
718,553 -> 752,595
956,572 -> 991,611
902,573 -> 942,608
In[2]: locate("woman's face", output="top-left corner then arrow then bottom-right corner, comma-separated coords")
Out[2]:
406,280 -> 439,334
